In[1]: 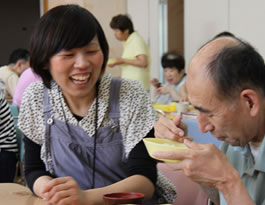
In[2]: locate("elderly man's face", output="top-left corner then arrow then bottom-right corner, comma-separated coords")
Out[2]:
187,76 -> 254,146
186,38 -> 257,147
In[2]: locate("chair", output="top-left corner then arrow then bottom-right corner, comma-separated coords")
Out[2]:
158,163 -> 208,205
8,105 -> 25,173
183,118 -> 221,147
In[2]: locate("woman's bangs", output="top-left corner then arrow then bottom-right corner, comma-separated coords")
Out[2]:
54,12 -> 98,51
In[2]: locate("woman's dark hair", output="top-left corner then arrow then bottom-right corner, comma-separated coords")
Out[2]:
161,51 -> 185,72
110,14 -> 134,34
207,38 -> 265,100
30,4 -> 109,88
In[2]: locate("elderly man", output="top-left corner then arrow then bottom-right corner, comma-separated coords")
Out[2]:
153,35 -> 265,205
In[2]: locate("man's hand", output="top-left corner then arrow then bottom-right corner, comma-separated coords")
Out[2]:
154,114 -> 187,141
153,140 -> 255,205
154,140 -> 234,186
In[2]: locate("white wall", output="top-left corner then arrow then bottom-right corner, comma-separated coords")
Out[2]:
185,0 -> 265,68
126,0 -> 161,90
230,0 -> 265,57
184,0 -> 229,66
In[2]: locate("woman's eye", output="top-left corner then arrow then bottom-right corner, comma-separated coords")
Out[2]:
86,50 -> 98,54
64,53 -> 74,57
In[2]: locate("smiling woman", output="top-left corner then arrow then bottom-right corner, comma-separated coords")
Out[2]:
18,4 -> 176,205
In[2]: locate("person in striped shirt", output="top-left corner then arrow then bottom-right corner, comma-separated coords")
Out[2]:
0,83 -> 18,182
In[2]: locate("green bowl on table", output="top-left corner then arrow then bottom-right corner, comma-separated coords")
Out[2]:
143,138 -> 188,163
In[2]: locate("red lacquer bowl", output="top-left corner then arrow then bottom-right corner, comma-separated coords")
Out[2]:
103,192 -> 144,205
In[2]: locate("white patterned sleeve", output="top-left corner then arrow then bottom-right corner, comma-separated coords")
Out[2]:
18,82 -> 46,145
119,79 -> 158,156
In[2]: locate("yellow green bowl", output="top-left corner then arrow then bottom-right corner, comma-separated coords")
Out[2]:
143,138 -> 188,163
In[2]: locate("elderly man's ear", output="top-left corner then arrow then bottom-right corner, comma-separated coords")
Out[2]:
240,89 -> 260,116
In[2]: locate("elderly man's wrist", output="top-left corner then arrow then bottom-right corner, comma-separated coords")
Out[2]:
216,169 -> 242,200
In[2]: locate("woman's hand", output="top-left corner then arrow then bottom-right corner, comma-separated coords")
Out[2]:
157,84 -> 172,94
41,176 -> 87,205
108,58 -> 124,67
150,78 -> 161,88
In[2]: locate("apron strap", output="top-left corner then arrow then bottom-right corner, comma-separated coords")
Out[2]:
43,88 -> 53,115
108,78 -> 121,120
43,87 -> 54,172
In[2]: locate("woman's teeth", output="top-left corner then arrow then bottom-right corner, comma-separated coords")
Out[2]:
71,75 -> 89,84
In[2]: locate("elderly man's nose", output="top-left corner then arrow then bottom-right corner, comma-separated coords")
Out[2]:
197,114 -> 213,133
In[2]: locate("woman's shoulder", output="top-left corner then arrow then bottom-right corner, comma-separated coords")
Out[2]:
101,75 -> 147,100
19,81 -> 46,145
24,81 -> 45,97
20,81 -> 45,110
120,78 -> 147,96
119,78 -> 153,111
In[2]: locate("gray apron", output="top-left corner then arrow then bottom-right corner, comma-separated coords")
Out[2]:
43,78 -> 129,189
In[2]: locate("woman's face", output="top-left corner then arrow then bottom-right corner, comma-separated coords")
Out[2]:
49,37 -> 104,101
163,67 -> 184,85
112,29 -> 129,41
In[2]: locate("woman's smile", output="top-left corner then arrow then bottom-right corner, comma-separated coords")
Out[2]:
70,73 -> 91,85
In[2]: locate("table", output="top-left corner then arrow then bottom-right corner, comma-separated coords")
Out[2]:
0,183 -> 45,205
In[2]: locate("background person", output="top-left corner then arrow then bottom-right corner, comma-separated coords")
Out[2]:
0,85 -> 18,182
13,67 -> 41,107
151,51 -> 187,104
153,35 -> 265,205
109,14 -> 150,91
18,5 -> 175,205
0,48 -> 29,104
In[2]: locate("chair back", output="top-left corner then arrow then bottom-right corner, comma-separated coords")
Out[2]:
158,163 -> 208,205
8,105 -> 24,162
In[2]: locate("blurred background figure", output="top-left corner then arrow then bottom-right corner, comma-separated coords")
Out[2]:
151,51 -> 187,104
109,14 -> 150,91
0,48 -> 29,104
0,85 -> 18,182
13,67 -> 41,108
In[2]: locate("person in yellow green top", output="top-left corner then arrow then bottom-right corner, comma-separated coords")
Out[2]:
109,14 -> 150,91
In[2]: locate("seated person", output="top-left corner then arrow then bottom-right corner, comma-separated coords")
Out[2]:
153,35 -> 265,205
0,48 -> 29,104
0,84 -> 18,182
18,5 -> 175,205
151,52 -> 187,104
13,67 -> 41,107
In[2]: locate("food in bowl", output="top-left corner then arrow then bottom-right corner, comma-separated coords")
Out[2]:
143,138 -> 188,162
